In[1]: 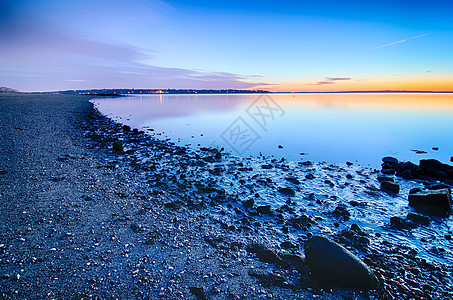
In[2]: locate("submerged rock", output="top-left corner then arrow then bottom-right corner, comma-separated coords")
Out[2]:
408,188 -> 452,216
381,181 -> 400,194
112,140 -> 124,152
278,187 -> 296,197
304,235 -> 378,290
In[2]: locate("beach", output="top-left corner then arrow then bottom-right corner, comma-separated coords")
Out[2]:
1,93 -> 452,299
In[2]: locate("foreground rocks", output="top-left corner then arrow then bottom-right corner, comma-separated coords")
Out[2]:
408,188 -> 452,216
304,235 -> 378,290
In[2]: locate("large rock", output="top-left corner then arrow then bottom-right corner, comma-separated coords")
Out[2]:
408,189 -> 452,216
381,181 -> 400,194
420,159 -> 453,178
304,235 -> 378,290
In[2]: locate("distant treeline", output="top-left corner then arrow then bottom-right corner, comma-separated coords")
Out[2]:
0,86 -> 19,93
52,89 -> 270,95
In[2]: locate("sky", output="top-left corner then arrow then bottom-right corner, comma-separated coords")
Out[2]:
1,0 -> 452,92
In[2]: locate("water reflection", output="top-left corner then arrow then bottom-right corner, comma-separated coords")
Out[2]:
91,93 -> 453,167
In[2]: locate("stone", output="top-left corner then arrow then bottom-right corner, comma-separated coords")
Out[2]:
256,205 -> 272,215
377,176 -> 394,182
247,244 -> 283,264
408,189 -> 452,216
243,199 -> 254,210
278,187 -> 296,197
420,159 -> 453,177
304,235 -> 378,290
382,156 -> 399,165
381,168 -> 396,175
305,173 -> 315,180
331,204 -> 350,220
407,212 -> 430,225
189,287 -> 208,300
390,216 -> 417,230
381,181 -> 400,194
285,177 -> 301,184
112,140 -> 124,152
122,125 -> 131,131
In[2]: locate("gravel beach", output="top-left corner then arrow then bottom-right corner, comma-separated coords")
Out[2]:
1,93 -> 452,299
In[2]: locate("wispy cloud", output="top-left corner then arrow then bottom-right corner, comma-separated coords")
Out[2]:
308,77 -> 352,86
371,33 -> 430,50
371,39 -> 408,50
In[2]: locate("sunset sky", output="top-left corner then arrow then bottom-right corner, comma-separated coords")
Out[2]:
1,0 -> 452,92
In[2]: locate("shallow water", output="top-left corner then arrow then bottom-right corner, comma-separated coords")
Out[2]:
91,93 -> 453,168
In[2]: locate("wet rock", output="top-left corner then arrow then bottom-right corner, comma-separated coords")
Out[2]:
189,287 -> 208,300
278,187 -> 296,197
304,235 -> 378,290
407,212 -> 430,225
409,188 -> 422,194
420,159 -> 453,178
331,204 -> 350,221
247,244 -> 283,264
243,199 -> 254,210
377,176 -> 394,182
285,177 -> 301,185
280,241 -> 297,249
305,173 -> 315,180
334,224 -> 370,252
346,161 -> 353,166
426,182 -> 450,190
381,168 -> 396,175
256,205 -> 272,215
112,140 -> 124,152
382,157 -> 399,165
408,189 -> 452,216
390,216 -> 418,230
287,214 -> 314,230
261,164 -> 274,169
381,181 -> 400,194
122,125 -> 131,131
432,147 -> 439,151
278,145 -> 283,149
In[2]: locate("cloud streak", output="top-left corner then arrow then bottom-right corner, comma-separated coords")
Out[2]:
371,33 -> 430,50
308,77 -> 352,86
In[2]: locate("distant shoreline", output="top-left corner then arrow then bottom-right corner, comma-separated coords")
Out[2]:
22,89 -> 453,95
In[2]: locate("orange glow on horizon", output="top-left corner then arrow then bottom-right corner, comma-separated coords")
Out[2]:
255,77 -> 453,93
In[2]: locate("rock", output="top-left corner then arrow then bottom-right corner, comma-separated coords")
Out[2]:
420,159 -> 453,178
382,157 -> 399,165
409,188 -> 422,194
305,173 -> 315,180
381,168 -> 396,175
247,244 -> 283,264
390,216 -> 417,230
346,161 -> 353,166
426,183 -> 450,190
285,177 -> 301,184
256,205 -> 272,215
304,235 -> 378,290
189,287 -> 208,300
432,147 -> 439,151
278,145 -> 283,149
451,156 -> 453,163
331,204 -> 350,221
407,212 -> 430,225
122,125 -> 131,131
243,199 -> 254,210
381,181 -> 400,194
278,187 -> 296,197
377,176 -> 394,182
112,140 -> 124,152
280,241 -> 297,249
261,164 -> 273,169
287,214 -> 313,230
408,189 -> 452,216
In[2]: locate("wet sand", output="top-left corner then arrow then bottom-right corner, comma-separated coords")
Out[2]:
1,93 -> 452,299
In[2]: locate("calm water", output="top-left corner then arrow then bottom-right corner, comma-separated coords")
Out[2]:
91,93 -> 453,167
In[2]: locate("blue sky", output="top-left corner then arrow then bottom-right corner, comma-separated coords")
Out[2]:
1,0 -> 452,91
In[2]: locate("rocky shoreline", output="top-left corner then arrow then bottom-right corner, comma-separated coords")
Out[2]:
1,94 -> 452,299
